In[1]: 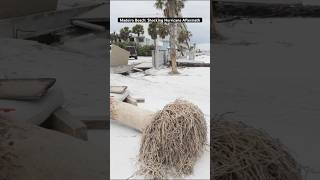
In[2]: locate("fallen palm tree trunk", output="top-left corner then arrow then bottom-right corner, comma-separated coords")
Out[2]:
110,99 -> 207,179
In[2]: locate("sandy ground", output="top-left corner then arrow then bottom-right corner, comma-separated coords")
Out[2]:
0,121 -> 107,180
110,55 -> 210,179
0,34 -> 107,116
214,18 -> 320,179
0,34 -> 109,178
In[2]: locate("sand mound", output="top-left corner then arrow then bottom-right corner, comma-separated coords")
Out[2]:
211,119 -> 302,180
138,100 -> 207,179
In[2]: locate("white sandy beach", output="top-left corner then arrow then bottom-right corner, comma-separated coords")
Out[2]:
214,18 -> 320,180
110,55 -> 210,179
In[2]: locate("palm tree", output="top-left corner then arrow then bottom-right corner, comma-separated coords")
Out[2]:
177,29 -> 192,56
148,22 -> 158,51
155,0 -> 186,74
132,24 -> 144,37
178,29 -> 192,45
110,32 -> 116,43
157,22 -> 169,39
119,27 -> 131,42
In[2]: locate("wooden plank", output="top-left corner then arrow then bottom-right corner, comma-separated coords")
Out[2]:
176,61 -> 210,67
132,67 -> 144,72
135,97 -> 145,103
110,86 -> 127,94
110,90 -> 130,101
124,95 -> 138,106
44,108 -> 88,140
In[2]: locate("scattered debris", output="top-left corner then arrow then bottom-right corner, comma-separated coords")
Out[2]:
110,86 -> 144,106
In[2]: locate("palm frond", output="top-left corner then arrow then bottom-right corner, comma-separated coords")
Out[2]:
154,0 -> 164,9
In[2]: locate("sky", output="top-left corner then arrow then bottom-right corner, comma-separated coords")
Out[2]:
110,0 -> 210,45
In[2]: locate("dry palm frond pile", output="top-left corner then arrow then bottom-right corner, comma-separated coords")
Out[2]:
211,119 -> 302,180
0,119 -> 17,179
138,100 -> 207,179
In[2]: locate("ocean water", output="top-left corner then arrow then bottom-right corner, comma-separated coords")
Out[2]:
197,43 -> 210,51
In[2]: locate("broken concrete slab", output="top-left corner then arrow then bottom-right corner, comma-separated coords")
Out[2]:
0,78 -> 56,100
110,45 -> 130,67
42,108 -> 88,140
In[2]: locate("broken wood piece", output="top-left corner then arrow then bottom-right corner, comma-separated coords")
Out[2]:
44,108 -> 88,140
132,67 -> 144,72
124,95 -> 138,106
110,86 -> 127,94
135,97 -> 145,103
110,89 -> 129,102
176,61 -> 210,67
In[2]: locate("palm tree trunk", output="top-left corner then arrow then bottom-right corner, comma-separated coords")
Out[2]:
168,0 -> 179,74
154,39 -> 157,66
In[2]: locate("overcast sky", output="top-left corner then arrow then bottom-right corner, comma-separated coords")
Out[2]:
110,0 -> 210,44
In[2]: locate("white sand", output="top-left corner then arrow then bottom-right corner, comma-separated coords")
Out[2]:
0,35 -> 107,116
214,18 -> 320,180
110,57 -> 210,179
0,35 -> 109,179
